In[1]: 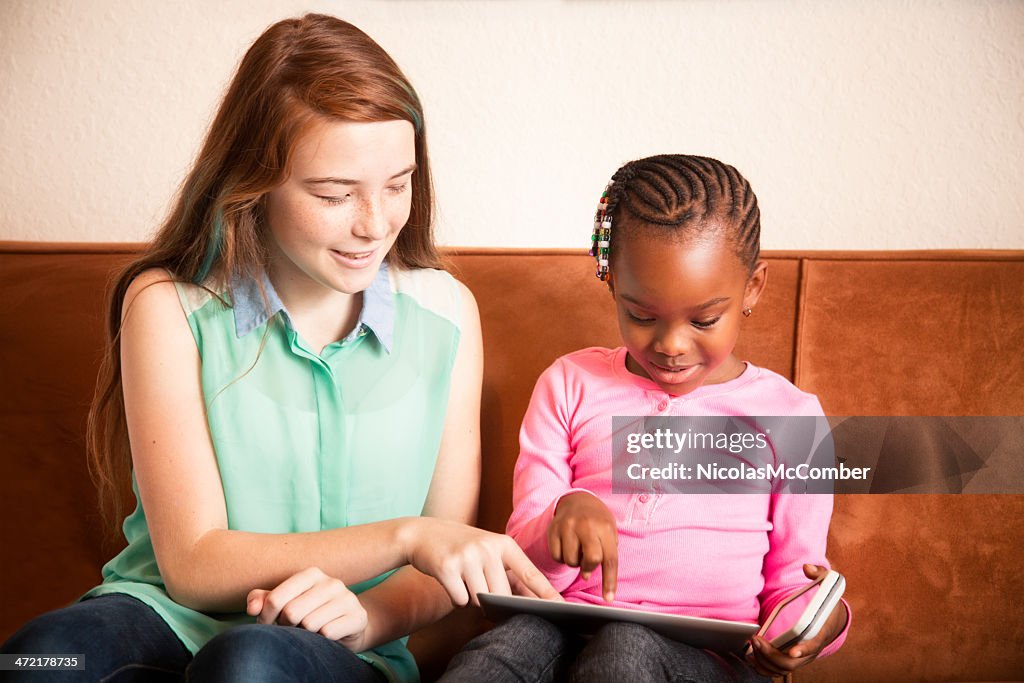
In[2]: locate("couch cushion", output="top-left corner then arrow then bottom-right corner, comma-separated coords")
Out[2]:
808,494 -> 1024,683
795,254 -> 1024,416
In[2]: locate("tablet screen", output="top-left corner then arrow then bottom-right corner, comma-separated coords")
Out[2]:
478,593 -> 758,654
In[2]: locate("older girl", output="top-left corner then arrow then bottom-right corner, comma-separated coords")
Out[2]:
1,14 -> 554,683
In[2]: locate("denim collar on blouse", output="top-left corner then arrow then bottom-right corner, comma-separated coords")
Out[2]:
230,261 -> 394,353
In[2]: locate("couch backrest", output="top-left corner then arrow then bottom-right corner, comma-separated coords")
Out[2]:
2,243 -> 1022,681
1,244 -> 140,635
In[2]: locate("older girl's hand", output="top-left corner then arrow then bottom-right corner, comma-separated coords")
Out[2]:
745,564 -> 849,677
247,567 -> 369,652
402,517 -> 561,607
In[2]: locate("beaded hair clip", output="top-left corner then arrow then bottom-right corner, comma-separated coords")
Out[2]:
589,180 -> 614,281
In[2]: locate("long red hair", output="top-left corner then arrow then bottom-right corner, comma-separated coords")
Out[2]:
87,14 -> 440,532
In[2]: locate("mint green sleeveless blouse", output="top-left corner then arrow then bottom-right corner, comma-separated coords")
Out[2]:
84,262 -> 463,682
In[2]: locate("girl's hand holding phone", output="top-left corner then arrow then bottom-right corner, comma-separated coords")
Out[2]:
745,564 -> 849,677
548,491 -> 619,602
246,567 -> 369,652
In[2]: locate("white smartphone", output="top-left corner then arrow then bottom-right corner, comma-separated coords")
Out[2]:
752,570 -> 845,652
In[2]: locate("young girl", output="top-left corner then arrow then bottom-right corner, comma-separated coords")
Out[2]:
442,155 -> 850,682
0,14 -> 556,683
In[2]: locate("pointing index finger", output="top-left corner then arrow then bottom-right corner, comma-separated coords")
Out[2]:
601,534 -> 618,602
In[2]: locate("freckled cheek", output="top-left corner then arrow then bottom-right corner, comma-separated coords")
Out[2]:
387,202 -> 413,234
268,200 -> 323,237
297,208 -> 351,244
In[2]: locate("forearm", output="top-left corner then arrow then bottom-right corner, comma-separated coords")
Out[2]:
759,495 -> 833,613
357,565 -> 454,650
165,517 -> 421,612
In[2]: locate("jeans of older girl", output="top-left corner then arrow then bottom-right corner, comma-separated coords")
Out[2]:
1,593 -> 384,683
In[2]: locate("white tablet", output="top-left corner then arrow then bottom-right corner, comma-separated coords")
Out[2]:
477,593 -> 758,654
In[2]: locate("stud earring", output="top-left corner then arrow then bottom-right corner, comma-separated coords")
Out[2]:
742,307 -> 752,317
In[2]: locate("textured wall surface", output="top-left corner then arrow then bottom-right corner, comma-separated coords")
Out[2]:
1,0 -> 1022,248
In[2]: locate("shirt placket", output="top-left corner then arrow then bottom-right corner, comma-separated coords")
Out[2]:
628,394 -> 675,523
286,328 -> 351,530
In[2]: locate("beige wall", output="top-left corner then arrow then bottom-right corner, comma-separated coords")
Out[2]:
1,0 -> 1021,249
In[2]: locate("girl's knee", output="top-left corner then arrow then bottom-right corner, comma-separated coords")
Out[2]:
500,614 -> 565,641
570,622 -> 670,682
3,597 -> 138,653
592,621 -> 663,651
442,615 -> 572,682
573,623 -> 731,683
3,613 -> 77,654
188,624 -> 292,682
2,596 -> 189,681
188,624 -> 373,683
198,623 -> 284,652
458,614 -> 564,653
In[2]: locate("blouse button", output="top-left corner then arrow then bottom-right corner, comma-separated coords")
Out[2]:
639,493 -> 651,503
657,400 -> 668,412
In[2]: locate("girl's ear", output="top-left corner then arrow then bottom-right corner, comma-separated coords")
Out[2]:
605,271 -> 616,295
743,260 -> 768,311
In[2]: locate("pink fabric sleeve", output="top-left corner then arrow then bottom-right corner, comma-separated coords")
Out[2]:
505,360 -> 587,592
758,493 -> 850,658
758,397 -> 849,657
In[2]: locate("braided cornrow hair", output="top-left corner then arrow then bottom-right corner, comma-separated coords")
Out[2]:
591,155 -> 761,280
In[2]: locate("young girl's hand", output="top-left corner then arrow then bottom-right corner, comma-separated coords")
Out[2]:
745,564 -> 849,677
246,567 -> 369,652
548,491 -> 619,602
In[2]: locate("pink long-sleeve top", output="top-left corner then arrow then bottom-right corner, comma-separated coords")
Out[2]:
506,347 -> 849,656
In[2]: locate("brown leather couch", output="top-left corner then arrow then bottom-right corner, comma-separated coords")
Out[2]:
2,242 -> 1022,682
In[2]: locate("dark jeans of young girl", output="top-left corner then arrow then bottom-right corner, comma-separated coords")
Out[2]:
0,594 -> 385,683
440,614 -> 770,683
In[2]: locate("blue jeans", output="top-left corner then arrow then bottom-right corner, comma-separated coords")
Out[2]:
1,594 -> 385,683
440,614 -> 770,683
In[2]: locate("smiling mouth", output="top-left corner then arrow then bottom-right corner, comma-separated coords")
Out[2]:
332,249 -> 374,259
653,362 -> 691,372
649,362 -> 701,383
